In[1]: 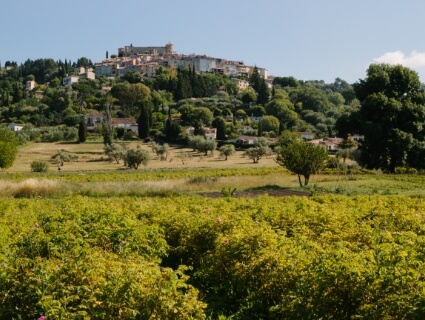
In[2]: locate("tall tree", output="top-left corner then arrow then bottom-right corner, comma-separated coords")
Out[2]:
212,116 -> 227,140
175,69 -> 192,101
249,66 -> 262,93
350,63 -> 425,172
78,117 -> 87,143
0,128 -> 18,169
137,99 -> 153,139
256,78 -> 270,105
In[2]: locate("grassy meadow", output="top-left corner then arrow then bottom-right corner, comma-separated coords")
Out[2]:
1,140 -> 425,197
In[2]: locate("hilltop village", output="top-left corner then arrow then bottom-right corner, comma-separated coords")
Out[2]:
94,43 -> 269,88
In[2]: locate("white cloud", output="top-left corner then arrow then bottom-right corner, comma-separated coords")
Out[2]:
373,50 -> 425,69
371,50 -> 425,81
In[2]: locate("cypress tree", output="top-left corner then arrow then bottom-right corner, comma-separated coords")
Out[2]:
78,117 -> 87,143
249,66 -> 262,93
137,100 -> 152,139
257,79 -> 270,105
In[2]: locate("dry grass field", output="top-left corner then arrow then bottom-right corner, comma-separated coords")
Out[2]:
9,141 -> 280,173
6,141 -> 425,198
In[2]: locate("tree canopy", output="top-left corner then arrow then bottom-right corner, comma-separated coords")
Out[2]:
276,139 -> 328,186
349,63 -> 425,172
0,128 -> 18,169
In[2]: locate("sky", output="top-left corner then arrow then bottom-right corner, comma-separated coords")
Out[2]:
2,0 -> 425,84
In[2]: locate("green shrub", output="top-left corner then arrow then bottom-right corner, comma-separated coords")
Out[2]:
30,160 -> 49,173
395,166 -> 418,174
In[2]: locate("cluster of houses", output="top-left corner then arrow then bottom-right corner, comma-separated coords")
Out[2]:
22,42 -> 271,95
8,115 -> 364,153
94,43 -> 272,89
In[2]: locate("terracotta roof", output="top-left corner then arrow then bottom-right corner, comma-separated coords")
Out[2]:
112,118 -> 137,125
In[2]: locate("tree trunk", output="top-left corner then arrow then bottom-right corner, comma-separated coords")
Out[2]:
298,174 -> 303,187
304,174 -> 310,186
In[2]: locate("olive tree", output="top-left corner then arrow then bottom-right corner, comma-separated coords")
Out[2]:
244,138 -> 273,163
219,144 -> 236,160
125,146 -> 150,169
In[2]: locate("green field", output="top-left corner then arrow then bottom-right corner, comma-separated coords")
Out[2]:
2,143 -> 425,319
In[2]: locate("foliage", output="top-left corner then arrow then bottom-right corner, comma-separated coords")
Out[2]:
52,150 -> 78,166
104,143 -> 127,164
0,128 -> 18,169
30,160 -> 49,173
349,63 -> 425,172
0,141 -> 18,169
2,195 -> 425,318
125,146 -> 150,169
212,116 -> 227,140
41,127 -> 78,142
276,139 -> 328,186
259,115 -> 280,135
78,117 -> 87,143
219,144 -> 236,160
244,138 -> 273,163
188,135 -> 206,151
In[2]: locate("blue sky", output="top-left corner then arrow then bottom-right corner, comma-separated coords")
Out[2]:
2,0 -> 425,84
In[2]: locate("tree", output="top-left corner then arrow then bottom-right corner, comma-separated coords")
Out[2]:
137,99 -> 153,139
122,71 -> 141,84
196,139 -> 217,156
276,140 -> 328,186
212,116 -> 227,140
238,87 -> 257,105
78,117 -> 87,143
0,128 -> 18,169
102,96 -> 114,145
249,66 -> 262,93
125,146 -> 150,169
165,118 -> 182,142
256,78 -> 270,105
244,138 -> 272,163
259,115 -> 280,135
104,143 -> 126,164
350,63 -> 425,172
273,76 -> 300,88
193,107 -> 213,127
219,144 -> 236,160
188,135 -> 206,151
111,83 -> 151,117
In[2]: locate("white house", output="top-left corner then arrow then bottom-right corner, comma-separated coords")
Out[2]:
309,137 -> 342,151
26,80 -> 35,91
297,132 -> 315,140
8,123 -> 24,131
112,118 -> 138,134
63,75 -> 80,86
85,113 -> 104,131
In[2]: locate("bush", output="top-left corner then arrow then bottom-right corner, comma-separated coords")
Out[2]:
41,127 -> 78,142
395,166 -> 418,174
114,127 -> 125,139
30,160 -> 49,173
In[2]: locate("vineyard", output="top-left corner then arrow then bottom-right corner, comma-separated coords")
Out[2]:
2,190 -> 425,318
